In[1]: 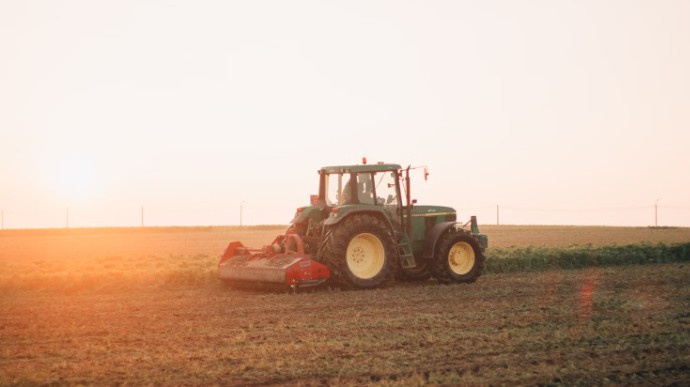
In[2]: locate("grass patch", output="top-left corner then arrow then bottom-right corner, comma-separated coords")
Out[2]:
485,242 -> 690,274
3,242 -> 689,294
1,224 -> 688,294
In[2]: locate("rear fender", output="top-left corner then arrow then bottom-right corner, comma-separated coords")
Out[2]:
423,219 -> 488,258
422,222 -> 457,259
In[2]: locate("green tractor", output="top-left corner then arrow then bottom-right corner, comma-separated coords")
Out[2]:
218,161 -> 488,290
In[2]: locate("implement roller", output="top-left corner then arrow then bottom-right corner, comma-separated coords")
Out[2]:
218,233 -> 330,288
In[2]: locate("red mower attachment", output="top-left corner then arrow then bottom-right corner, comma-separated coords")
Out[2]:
218,233 -> 330,289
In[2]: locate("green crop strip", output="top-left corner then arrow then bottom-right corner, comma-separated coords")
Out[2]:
485,242 -> 690,274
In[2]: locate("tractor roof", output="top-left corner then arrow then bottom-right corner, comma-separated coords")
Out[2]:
320,163 -> 403,174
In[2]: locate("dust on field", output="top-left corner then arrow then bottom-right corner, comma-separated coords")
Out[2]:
1,225 -> 689,264
1,224 -> 688,293
0,226 -> 286,262
0,226 -> 284,293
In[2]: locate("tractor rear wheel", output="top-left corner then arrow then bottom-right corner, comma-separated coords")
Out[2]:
431,231 -> 484,284
322,215 -> 395,289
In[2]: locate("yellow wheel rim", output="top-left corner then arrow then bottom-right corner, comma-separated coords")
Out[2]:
448,241 -> 475,275
346,233 -> 385,279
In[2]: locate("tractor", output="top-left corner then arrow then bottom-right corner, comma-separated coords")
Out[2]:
218,161 -> 488,290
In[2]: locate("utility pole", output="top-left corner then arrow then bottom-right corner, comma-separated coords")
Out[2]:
1,209 -> 3,230
141,206 -> 144,228
496,204 -> 500,226
66,207 -> 69,229
655,199 -> 659,227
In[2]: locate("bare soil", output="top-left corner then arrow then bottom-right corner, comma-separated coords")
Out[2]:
1,225 -> 689,385
1,264 -> 689,385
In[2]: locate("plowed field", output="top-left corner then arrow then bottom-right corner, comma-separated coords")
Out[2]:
1,226 -> 689,385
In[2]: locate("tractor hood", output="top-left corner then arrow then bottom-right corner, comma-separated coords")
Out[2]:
410,205 -> 457,220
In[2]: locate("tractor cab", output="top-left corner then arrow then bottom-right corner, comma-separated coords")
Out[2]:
320,163 -> 403,208
318,163 -> 406,236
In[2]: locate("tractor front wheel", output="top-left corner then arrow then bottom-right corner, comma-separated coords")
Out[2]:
322,215 -> 395,289
431,231 -> 484,284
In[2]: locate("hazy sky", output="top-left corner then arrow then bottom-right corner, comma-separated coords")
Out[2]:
1,0 -> 689,228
